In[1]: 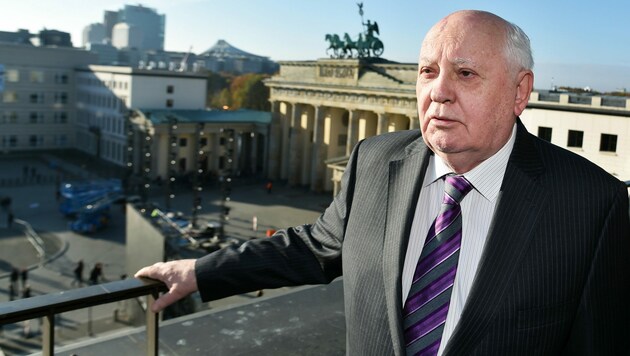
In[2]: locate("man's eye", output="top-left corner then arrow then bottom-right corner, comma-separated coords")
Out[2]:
461,70 -> 474,77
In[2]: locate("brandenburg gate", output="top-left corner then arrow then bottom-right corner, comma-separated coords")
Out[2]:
265,58 -> 418,193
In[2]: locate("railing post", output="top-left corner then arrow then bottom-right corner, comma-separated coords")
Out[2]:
42,313 -> 55,356
146,292 -> 159,356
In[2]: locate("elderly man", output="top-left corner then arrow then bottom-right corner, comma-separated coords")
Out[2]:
136,10 -> 629,355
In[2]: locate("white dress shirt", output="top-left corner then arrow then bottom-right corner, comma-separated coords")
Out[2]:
401,123 -> 517,355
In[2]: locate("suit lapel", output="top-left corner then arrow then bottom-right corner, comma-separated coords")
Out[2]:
443,121 -> 549,355
382,139 -> 431,356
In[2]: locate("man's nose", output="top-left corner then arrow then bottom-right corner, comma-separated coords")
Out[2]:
429,73 -> 454,104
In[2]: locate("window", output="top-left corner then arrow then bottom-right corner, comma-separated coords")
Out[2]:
54,135 -> 68,147
200,137 -> 208,147
54,112 -> 68,123
29,135 -> 44,147
166,99 -> 174,108
167,85 -> 174,94
54,92 -> 68,104
9,135 -> 17,147
599,134 -> 617,153
29,112 -> 44,124
30,70 -> 45,83
567,130 -> 583,148
6,69 -> 19,82
30,93 -> 44,104
538,126 -> 552,142
54,73 -> 69,84
3,91 -> 18,103
2,111 -> 18,123
179,138 -> 188,147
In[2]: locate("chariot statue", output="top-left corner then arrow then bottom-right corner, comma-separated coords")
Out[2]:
324,2 -> 384,59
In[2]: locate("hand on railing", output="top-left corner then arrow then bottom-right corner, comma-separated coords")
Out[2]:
135,259 -> 198,313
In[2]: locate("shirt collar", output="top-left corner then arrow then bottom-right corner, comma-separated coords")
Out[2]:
423,123 -> 517,202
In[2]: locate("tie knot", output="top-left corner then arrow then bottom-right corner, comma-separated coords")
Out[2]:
444,175 -> 473,204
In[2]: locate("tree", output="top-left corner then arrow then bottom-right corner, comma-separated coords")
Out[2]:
205,70 -> 231,108
229,73 -> 270,110
205,71 -> 270,110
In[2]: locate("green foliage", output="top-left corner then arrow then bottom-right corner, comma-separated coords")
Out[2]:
205,71 -> 270,110
204,70 -> 231,108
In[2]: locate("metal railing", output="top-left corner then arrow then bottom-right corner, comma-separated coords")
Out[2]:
14,218 -> 46,264
0,277 -> 167,356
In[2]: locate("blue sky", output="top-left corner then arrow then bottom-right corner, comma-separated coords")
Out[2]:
2,0 -> 630,92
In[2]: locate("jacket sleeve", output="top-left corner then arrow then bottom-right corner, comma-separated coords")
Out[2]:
194,141 -> 363,302
561,182 -> 630,355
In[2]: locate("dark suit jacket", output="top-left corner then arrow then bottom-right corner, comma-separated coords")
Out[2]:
196,120 -> 630,355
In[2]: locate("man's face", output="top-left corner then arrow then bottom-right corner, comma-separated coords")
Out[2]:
416,13 -> 530,173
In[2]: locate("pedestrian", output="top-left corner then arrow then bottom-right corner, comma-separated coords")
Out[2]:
9,283 -> 16,301
22,285 -> 31,299
7,212 -> 13,228
89,263 -> 102,285
265,181 -> 272,194
72,260 -> 84,286
22,285 -> 31,337
20,268 -> 28,289
10,267 -> 18,291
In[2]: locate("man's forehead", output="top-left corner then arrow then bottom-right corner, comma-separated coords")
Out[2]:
419,36 -> 477,64
418,53 -> 480,68
419,24 -> 503,65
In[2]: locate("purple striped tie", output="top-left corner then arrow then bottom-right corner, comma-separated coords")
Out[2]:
403,175 -> 473,356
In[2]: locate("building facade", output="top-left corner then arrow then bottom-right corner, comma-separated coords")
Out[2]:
75,65 -> 207,167
266,58 -> 418,192
117,4 -> 165,51
0,43 -> 96,152
521,91 -> 630,181
82,23 -> 106,47
128,109 -> 271,181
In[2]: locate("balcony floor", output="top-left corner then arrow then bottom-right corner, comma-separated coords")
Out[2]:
55,279 -> 345,355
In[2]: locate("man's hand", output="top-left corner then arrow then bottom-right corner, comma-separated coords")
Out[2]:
134,259 -> 198,313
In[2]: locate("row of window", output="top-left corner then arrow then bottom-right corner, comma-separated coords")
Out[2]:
76,133 -> 125,164
1,111 -> 69,124
3,68 -> 69,84
537,127 -> 618,153
77,110 -> 125,135
77,91 -> 126,111
76,77 -> 129,91
171,137 -> 209,148
2,91 -> 68,104
0,134 -> 68,148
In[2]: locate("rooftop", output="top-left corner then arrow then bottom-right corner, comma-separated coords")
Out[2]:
139,109 -> 272,125
200,39 -> 269,60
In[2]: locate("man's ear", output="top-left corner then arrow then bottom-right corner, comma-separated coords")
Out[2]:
514,70 -> 534,116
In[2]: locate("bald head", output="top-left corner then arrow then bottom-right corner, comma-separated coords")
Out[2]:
425,10 -> 533,76
415,10 -> 534,173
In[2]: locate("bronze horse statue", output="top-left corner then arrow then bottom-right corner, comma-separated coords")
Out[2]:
325,34 -> 345,58
324,4 -> 384,59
